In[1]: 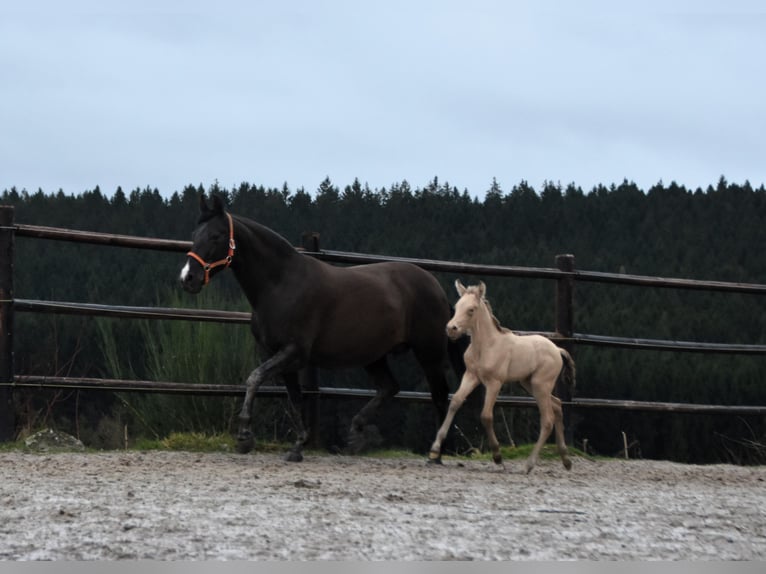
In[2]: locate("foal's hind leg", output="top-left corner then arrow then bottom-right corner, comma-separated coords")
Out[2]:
522,378 -> 556,474
551,396 -> 572,470
347,357 -> 400,453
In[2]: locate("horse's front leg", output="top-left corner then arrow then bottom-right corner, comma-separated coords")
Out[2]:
237,344 -> 302,454
428,371 -> 481,464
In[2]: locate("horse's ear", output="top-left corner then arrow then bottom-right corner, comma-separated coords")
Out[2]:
199,193 -> 211,214
454,279 -> 467,297
477,281 -> 487,298
211,194 -> 226,214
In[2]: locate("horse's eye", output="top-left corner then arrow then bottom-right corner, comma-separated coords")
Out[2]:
467,308 -> 475,316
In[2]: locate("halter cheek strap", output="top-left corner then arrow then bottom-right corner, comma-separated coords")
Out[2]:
186,212 -> 236,285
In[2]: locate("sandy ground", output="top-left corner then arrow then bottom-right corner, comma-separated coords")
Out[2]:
1,450 -> 764,560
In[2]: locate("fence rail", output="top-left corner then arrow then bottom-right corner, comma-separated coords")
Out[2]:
14,298 -> 251,324
15,222 -> 766,294
14,298 -> 766,355
310,249 -> 766,294
2,210 -> 766,444
11,375 -> 766,415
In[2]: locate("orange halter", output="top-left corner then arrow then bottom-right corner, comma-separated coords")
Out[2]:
186,212 -> 236,285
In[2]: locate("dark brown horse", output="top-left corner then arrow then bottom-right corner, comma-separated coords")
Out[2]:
180,194 -> 464,461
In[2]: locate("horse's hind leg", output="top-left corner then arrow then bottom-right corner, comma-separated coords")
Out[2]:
419,358 -> 450,425
551,396 -> 572,470
283,373 -> 308,462
347,357 -> 400,453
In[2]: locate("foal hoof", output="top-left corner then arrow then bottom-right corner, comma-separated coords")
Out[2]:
492,453 -> 503,466
283,450 -> 304,463
235,432 -> 255,454
426,452 -> 443,465
563,458 -> 573,471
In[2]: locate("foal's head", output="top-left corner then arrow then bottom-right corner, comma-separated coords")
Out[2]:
446,279 -> 487,340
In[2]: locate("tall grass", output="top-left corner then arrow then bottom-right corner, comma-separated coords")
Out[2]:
96,289 -> 556,452
97,289 -> 287,440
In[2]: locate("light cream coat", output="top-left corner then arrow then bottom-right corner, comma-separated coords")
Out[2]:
429,280 -> 574,473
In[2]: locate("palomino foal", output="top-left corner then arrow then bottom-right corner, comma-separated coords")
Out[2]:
429,280 -> 575,473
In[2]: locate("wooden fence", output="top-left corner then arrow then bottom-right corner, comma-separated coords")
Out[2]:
1,205 -> 766,444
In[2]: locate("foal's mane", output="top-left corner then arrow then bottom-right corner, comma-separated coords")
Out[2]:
463,285 -> 511,334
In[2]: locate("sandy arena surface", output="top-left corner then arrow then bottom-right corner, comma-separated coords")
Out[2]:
1,450 -> 764,560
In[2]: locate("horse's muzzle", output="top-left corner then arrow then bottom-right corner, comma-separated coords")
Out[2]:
179,261 -> 203,294
179,276 -> 202,294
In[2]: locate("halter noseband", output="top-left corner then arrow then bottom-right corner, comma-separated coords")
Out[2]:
186,212 -> 236,285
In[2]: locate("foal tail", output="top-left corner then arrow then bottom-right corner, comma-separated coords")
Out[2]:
558,348 -> 576,390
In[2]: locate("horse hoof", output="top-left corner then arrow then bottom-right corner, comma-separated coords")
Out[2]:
426,457 -> 443,466
563,458 -> 573,471
235,433 -> 254,454
283,450 -> 304,463
492,453 -> 503,466
345,429 -> 366,455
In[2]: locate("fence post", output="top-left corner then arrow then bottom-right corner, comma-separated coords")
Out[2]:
0,206 -> 15,441
555,253 -> 575,445
301,232 -> 321,448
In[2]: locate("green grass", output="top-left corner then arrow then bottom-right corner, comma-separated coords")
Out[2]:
132,433 -> 306,454
0,439 -> 25,452
434,443 -> 590,462
133,432 -> 237,452
0,430 -> 592,462
355,448 -> 423,459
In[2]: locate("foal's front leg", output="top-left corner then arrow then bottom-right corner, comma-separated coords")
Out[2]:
428,371 -> 481,464
237,344 -> 301,454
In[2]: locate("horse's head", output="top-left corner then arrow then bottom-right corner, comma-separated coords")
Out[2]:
446,279 -> 486,339
179,194 -> 236,294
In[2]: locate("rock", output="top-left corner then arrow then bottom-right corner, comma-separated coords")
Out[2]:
24,428 -> 85,452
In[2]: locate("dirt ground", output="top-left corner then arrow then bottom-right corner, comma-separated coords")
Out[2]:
1,449 -> 764,560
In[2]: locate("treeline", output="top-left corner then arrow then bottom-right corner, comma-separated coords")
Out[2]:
3,175 -> 766,463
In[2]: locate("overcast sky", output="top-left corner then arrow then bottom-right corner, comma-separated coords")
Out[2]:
2,0 -> 765,199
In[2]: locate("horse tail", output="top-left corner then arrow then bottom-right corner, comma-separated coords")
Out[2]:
558,348 -> 576,390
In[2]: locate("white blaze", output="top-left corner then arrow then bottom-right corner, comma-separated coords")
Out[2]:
179,261 -> 190,282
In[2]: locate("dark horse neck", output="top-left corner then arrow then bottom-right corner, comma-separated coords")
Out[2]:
228,215 -> 305,308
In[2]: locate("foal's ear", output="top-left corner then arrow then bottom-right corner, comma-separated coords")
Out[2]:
454,279 -> 467,296
477,281 -> 487,298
